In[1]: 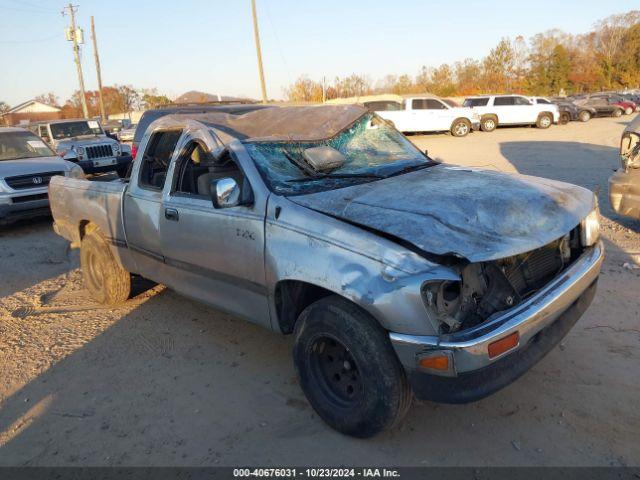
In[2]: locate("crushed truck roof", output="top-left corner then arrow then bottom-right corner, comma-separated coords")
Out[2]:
177,105 -> 369,143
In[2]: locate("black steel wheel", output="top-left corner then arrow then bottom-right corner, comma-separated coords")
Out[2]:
293,296 -> 411,438
308,335 -> 363,409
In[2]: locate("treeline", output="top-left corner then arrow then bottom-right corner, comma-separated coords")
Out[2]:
29,86 -> 171,118
285,10 -> 640,102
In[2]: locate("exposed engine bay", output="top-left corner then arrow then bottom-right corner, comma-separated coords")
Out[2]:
422,229 -> 584,333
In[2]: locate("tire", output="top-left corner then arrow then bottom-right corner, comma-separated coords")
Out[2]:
80,228 -> 132,305
293,296 -> 412,438
625,107 -> 633,115
612,108 -> 623,118
450,118 -> 471,137
536,113 -> 553,129
578,110 -> 591,122
559,112 -> 571,125
480,116 -> 497,132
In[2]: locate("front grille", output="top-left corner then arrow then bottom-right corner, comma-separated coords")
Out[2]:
4,171 -> 63,190
12,193 -> 48,203
498,240 -> 565,298
86,144 -> 114,159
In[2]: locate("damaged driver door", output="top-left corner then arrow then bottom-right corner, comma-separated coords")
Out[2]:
158,131 -> 271,328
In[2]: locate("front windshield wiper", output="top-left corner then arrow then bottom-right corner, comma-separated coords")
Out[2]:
384,162 -> 434,178
286,172 -> 385,183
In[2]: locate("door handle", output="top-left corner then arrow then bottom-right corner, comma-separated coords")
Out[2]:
164,208 -> 179,221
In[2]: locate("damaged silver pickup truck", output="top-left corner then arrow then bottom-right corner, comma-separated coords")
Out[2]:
49,105 -> 603,437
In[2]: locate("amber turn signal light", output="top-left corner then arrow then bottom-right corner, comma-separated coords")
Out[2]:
488,331 -> 520,359
418,354 -> 450,371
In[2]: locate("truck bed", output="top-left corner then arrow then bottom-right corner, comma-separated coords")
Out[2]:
49,176 -> 128,248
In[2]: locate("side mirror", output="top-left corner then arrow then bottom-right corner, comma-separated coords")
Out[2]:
210,177 -> 240,209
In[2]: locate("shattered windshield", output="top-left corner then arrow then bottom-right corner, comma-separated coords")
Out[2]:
0,131 -> 55,161
50,120 -> 103,140
244,113 -> 431,195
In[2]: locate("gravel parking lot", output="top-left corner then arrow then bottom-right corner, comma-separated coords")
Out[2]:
0,116 -> 638,466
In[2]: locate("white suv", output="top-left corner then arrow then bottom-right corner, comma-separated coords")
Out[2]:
463,94 -> 559,131
369,95 -> 481,137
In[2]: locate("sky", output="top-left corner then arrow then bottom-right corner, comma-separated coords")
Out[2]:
0,0 -> 636,107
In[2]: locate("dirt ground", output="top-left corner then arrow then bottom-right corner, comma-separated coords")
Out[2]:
0,116 -> 638,467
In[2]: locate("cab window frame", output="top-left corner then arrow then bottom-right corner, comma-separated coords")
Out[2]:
138,128 -> 184,192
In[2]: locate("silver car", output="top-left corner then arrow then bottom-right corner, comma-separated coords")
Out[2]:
0,127 -> 84,224
31,119 -> 132,177
48,105 -> 603,437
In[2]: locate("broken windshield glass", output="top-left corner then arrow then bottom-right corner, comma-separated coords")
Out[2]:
245,114 -> 431,195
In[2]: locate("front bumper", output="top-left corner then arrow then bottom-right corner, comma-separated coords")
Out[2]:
76,154 -> 132,174
390,241 -> 604,403
0,191 -> 50,224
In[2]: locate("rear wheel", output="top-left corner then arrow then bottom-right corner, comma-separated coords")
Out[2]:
450,118 -> 471,137
612,108 -> 623,118
559,112 -> 571,125
480,116 -> 497,132
536,113 -> 553,129
293,296 -> 411,438
80,228 -> 132,305
578,110 -> 591,122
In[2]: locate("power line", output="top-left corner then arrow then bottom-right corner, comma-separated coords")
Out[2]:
0,34 -> 59,43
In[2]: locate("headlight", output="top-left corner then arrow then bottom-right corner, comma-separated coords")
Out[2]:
112,143 -> 121,155
67,165 -> 85,179
76,146 -> 85,155
580,208 -> 600,247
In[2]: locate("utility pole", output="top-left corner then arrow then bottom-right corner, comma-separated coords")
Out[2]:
250,0 -> 268,104
90,16 -> 106,122
63,3 -> 89,118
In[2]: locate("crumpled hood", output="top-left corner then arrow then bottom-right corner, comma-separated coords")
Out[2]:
0,156 -> 72,178
290,165 -> 595,262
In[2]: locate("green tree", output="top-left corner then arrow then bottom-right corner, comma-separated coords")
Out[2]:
482,38 -> 516,92
548,44 -> 572,93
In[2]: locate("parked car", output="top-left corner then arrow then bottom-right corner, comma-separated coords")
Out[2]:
609,114 -> 640,219
368,95 -> 480,137
549,97 -> 597,123
49,105 -> 603,437
618,92 -> 640,109
0,127 -> 84,224
463,94 -> 559,131
530,97 -> 571,124
117,124 -> 137,143
131,104 -> 269,160
591,94 -> 637,115
30,119 -> 132,177
572,96 -> 624,118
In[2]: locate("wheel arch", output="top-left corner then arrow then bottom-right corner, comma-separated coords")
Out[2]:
274,280 -> 343,334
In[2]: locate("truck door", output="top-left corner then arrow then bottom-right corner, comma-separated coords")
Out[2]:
408,98 -> 438,132
492,96 -> 518,124
123,128 -> 183,281
158,132 -> 270,328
